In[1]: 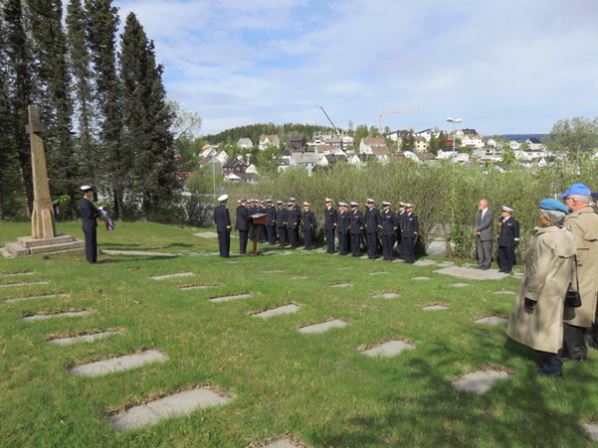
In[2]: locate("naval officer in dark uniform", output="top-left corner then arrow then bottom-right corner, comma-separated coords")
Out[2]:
213,194 -> 232,257
79,185 -> 98,264
265,199 -> 277,244
302,202 -> 316,250
365,198 -> 381,259
324,198 -> 337,253
349,201 -> 364,257
276,200 -> 287,246
401,203 -> 419,263
236,199 -> 250,254
337,202 -> 350,255
380,201 -> 398,261
497,205 -> 520,273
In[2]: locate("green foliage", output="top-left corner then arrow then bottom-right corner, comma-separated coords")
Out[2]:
205,123 -> 335,147
548,116 -> 598,175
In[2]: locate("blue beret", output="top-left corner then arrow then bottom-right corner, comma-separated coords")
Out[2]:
539,198 -> 569,214
559,183 -> 591,198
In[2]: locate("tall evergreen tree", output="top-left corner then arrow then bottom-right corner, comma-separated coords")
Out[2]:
3,0 -> 34,213
66,0 -> 97,188
119,12 -> 178,218
85,0 -> 125,217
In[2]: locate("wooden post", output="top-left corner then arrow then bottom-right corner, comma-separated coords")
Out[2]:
26,105 -> 56,239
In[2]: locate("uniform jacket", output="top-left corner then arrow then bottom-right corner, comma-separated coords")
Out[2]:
265,205 -> 276,226
276,207 -> 287,228
213,205 -> 231,231
80,198 -> 98,230
506,226 -> 575,353
350,210 -> 364,235
365,207 -> 381,233
563,207 -> 598,328
287,208 -> 300,228
401,212 -> 419,238
302,210 -> 315,231
380,210 -> 398,236
235,206 -> 249,231
324,206 -> 337,230
476,208 -> 494,241
497,216 -> 520,247
337,210 -> 350,234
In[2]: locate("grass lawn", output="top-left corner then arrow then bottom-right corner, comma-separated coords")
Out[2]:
1,221 -> 596,447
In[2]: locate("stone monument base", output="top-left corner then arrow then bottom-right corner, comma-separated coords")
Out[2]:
2,234 -> 85,258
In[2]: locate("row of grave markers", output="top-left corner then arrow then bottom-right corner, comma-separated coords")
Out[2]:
2,263 -> 597,445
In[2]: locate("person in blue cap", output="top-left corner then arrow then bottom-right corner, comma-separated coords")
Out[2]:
506,198 -> 576,376
560,183 -> 598,361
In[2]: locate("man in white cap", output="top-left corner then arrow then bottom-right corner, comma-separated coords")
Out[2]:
401,203 -> 418,263
365,198 -> 381,259
337,202 -> 350,255
79,185 -> 99,263
302,202 -> 316,250
497,205 -> 519,273
213,194 -> 232,257
349,201 -> 364,257
380,201 -> 398,261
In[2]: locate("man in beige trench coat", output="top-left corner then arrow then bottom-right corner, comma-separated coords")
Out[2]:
560,183 -> 598,361
507,199 -> 576,376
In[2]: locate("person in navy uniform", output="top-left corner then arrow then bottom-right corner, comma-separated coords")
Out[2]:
213,194 -> 232,257
264,199 -> 277,244
337,202 -> 350,255
497,205 -> 520,273
349,201 -> 364,257
364,198 -> 381,259
289,197 -> 301,245
286,201 -> 301,248
302,202 -> 316,250
276,200 -> 287,246
247,199 -> 257,242
324,198 -> 337,254
397,202 -> 406,258
401,203 -> 419,263
236,198 -> 250,254
79,185 -> 99,263
380,201 -> 399,261
257,199 -> 267,242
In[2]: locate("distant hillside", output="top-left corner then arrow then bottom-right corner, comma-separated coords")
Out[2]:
498,134 -> 549,143
205,123 -> 337,146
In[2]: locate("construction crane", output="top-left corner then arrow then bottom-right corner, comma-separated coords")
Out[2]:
318,105 -> 340,135
377,106 -> 420,131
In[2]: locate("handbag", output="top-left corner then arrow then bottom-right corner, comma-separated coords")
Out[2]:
565,255 -> 582,308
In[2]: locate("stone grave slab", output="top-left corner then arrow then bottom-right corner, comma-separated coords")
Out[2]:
452,283 -> 469,288
411,276 -> 431,281
101,249 -> 177,257
262,270 -> 285,274
584,422 -> 598,441
361,340 -> 415,358
193,232 -> 219,238
0,271 -> 34,277
290,276 -> 309,280
423,304 -> 449,311
513,272 -> 524,278
108,387 -> 232,431
252,304 -> 300,319
49,329 -> 123,346
330,283 -> 352,288
337,267 -> 352,271
475,316 -> 509,325
369,271 -> 388,276
259,437 -> 306,448
0,280 -> 49,288
5,293 -> 70,303
209,293 -> 252,303
71,349 -> 167,377
299,319 -> 348,334
452,369 -> 511,395
494,290 -> 515,295
413,259 -> 437,267
436,261 -> 455,268
435,266 -> 508,281
151,272 -> 194,281
179,284 -> 217,291
23,310 -> 91,321
371,292 -> 399,299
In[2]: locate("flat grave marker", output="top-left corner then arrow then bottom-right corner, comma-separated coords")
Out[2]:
178,284 -> 218,291
475,316 -> 509,325
452,369 -> 511,395
371,292 -> 399,299
193,232 -> 219,238
289,276 -> 309,280
101,249 -> 176,257
151,272 -> 194,281
48,328 -> 123,346
298,319 -> 348,334
5,293 -> 70,303
435,266 -> 508,281
251,304 -> 300,319
23,309 -> 91,321
70,349 -> 167,377
0,271 -> 34,277
0,280 -> 49,288
423,304 -> 449,311
413,259 -> 437,267
369,271 -> 389,276
494,290 -> 515,295
209,293 -> 252,303
360,339 -> 415,358
452,283 -> 469,288
330,283 -> 352,288
412,276 -> 431,281
259,437 -> 307,448
584,422 -> 598,441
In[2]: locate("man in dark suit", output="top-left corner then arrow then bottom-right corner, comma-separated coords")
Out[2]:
349,201 -> 364,257
289,197 -> 301,245
380,201 -> 399,261
247,199 -> 257,242
337,202 -> 350,255
397,202 -> 406,258
324,198 -> 337,254
364,198 -> 381,259
401,203 -> 419,263
287,201 -> 300,248
79,185 -> 98,263
496,205 -> 519,273
302,202 -> 316,250
264,199 -> 277,244
276,200 -> 287,246
475,198 -> 494,269
236,198 -> 249,254
213,194 -> 232,257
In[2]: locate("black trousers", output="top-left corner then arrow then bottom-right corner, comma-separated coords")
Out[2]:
277,227 -> 287,246
563,323 -> 587,360
248,223 -> 254,241
339,232 -> 349,255
350,233 -> 360,256
382,235 -> 394,260
325,228 -> 335,253
497,245 -> 515,272
217,230 -> 230,257
536,350 -> 562,376
83,227 -> 97,263
304,229 -> 313,250
367,232 -> 378,259
258,224 -> 266,242
288,225 -> 298,248
238,230 -> 248,254
266,225 -> 276,244
402,236 -> 415,263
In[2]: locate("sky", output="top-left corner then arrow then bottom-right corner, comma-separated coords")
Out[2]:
114,0 -> 598,136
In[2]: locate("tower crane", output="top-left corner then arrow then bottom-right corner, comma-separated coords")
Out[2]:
377,106 -> 420,131
318,105 -> 340,136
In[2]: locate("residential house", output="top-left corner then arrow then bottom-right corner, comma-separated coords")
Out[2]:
222,158 -> 248,177
237,138 -> 253,149
414,136 -> 429,153
472,147 -> 502,163
286,136 -> 308,152
258,134 -> 280,150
